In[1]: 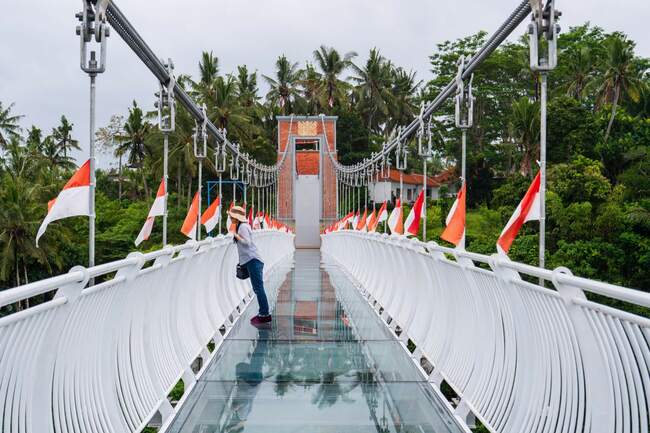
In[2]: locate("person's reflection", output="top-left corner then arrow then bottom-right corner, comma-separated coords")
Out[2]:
223,328 -> 270,433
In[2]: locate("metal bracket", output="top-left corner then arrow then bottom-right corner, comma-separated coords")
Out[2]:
528,0 -> 561,71
395,127 -> 408,171
455,55 -> 475,130
193,104 -> 208,159
215,128 -> 227,173
156,59 -> 176,133
76,0 -> 109,75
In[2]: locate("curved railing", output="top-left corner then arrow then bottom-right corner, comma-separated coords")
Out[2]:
0,231 -> 294,433
322,231 -> 650,433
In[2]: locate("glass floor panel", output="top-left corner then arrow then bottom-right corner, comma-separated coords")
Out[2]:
169,381 -> 462,433
168,250 -> 463,433
202,339 -> 424,383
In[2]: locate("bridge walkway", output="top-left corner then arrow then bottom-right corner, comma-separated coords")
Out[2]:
167,250 -> 464,433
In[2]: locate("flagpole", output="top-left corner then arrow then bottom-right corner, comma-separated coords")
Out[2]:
218,173 -> 222,234
528,1 -> 559,284
89,71 -> 96,271
78,4 -> 109,274
539,70 -> 548,274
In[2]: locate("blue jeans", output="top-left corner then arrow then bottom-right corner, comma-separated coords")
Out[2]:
245,259 -> 269,316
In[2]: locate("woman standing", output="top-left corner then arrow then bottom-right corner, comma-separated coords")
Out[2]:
229,206 -> 272,326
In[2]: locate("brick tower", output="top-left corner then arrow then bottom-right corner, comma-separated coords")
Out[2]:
276,115 -> 337,247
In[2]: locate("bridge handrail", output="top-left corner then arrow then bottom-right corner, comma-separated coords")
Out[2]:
0,230 -> 295,433
322,230 -> 649,433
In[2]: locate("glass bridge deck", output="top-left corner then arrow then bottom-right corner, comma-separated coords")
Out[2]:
168,250 -> 463,433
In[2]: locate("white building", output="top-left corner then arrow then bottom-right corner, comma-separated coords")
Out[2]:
369,168 -> 456,204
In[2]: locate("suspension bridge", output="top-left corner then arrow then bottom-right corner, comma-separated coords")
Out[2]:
1,1 -> 649,433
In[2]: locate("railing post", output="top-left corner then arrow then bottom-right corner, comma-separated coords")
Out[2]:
551,266 -> 614,433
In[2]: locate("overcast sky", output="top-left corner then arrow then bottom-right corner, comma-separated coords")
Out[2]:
1,0 -> 648,167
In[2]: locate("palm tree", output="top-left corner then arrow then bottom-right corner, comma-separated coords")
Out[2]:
564,46 -> 595,100
592,35 -> 641,142
386,68 -> 420,132
350,49 -> 394,132
0,102 -> 23,147
51,116 -> 80,160
0,173 -> 51,290
263,55 -> 303,115
509,96 -> 540,177
236,65 -> 260,108
198,51 -> 219,87
118,101 -> 152,197
300,63 -> 324,114
313,45 -> 357,111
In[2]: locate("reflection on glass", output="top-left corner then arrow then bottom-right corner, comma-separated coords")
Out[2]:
168,252 -> 464,433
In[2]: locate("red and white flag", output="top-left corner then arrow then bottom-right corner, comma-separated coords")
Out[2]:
226,202 -> 236,233
253,211 -> 262,230
352,210 -> 360,230
337,212 -> 354,230
135,179 -> 166,246
181,192 -> 200,240
36,160 -> 91,246
264,213 -> 271,229
247,206 -> 254,226
366,209 -> 378,232
387,199 -> 404,235
497,172 -> 541,254
356,209 -> 368,231
441,182 -> 466,248
405,190 -> 425,237
377,201 -> 388,223
201,195 -> 221,233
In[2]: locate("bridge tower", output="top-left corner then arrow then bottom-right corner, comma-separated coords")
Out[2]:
277,116 -> 338,248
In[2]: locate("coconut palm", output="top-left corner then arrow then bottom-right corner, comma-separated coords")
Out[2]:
386,67 -> 420,132
51,116 -> 80,161
592,35 -> 641,142
118,101 -> 152,197
313,45 -> 357,111
509,96 -> 540,177
350,49 -> 395,132
563,46 -> 595,100
300,63 -> 324,114
198,51 -> 219,87
263,55 -> 303,115
0,102 -> 23,147
236,65 -> 260,108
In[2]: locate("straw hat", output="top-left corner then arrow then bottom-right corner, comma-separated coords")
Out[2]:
229,205 -> 248,223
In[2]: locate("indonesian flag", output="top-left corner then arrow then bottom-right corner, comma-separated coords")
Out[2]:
264,213 -> 271,229
181,192 -> 200,240
377,201 -> 388,223
405,190 -> 425,237
36,160 -> 91,246
201,195 -> 221,233
352,210 -> 359,230
367,209 -> 378,232
248,207 -> 254,226
497,172 -> 541,254
226,202 -> 236,233
253,211 -> 262,230
387,199 -> 404,235
337,212 -> 354,230
356,209 -> 368,231
135,179 -> 166,246
441,182 -> 466,248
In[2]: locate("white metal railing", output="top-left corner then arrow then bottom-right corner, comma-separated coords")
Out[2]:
322,231 -> 650,433
0,230 -> 294,433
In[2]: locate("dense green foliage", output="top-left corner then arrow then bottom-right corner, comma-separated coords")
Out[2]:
0,24 -> 648,293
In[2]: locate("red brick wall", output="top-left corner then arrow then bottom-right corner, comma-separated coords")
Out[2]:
296,151 -> 320,175
277,117 -> 337,222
